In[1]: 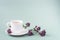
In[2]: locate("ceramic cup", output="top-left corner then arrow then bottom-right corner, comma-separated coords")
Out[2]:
6,20 -> 28,35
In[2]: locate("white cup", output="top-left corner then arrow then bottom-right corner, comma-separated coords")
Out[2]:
6,20 -> 28,35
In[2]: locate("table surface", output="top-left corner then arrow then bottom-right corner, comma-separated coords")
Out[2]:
0,0 -> 60,40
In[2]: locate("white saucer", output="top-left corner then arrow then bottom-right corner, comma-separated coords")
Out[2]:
6,28 -> 28,36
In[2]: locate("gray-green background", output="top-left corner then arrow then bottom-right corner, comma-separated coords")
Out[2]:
0,0 -> 60,40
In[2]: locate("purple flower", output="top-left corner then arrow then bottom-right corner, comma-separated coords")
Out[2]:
39,30 -> 46,36
26,22 -> 30,27
28,30 -> 34,36
7,29 -> 12,34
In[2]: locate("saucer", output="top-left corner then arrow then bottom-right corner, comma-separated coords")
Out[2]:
6,28 -> 28,36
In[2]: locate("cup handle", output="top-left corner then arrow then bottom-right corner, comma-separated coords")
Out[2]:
6,22 -> 11,27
